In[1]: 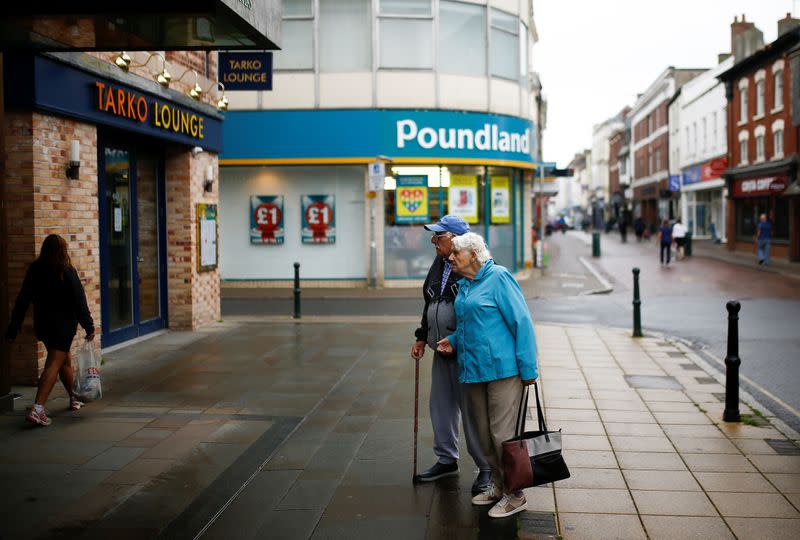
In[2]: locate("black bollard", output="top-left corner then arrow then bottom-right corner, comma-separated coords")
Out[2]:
293,262 -> 301,319
632,268 -> 642,337
723,301 -> 741,422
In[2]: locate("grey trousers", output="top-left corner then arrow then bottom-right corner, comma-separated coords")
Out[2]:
430,352 -> 490,471
467,376 -> 525,494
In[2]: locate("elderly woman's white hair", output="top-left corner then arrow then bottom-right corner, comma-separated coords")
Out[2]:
452,232 -> 492,265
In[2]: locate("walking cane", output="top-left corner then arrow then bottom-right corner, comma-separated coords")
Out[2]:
412,356 -> 420,481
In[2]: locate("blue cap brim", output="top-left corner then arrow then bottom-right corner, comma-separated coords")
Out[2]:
424,224 -> 446,232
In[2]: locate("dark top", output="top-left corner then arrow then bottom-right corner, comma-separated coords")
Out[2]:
6,262 -> 94,341
659,226 -> 673,245
414,256 -> 462,344
757,220 -> 773,240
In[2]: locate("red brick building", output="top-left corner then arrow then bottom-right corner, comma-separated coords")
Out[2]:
630,68 -> 705,230
719,17 -> 800,261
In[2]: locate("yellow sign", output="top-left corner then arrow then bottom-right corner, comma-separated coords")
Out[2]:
449,175 -> 479,224
490,176 -> 511,224
395,176 -> 429,223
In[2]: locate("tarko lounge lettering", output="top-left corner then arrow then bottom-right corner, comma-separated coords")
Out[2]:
396,119 -> 530,155
95,81 -> 204,140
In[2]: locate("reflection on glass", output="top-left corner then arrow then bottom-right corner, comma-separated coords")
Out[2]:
137,153 -> 160,322
105,148 -> 133,330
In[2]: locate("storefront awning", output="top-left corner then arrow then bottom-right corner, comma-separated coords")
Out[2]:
0,1 -> 281,51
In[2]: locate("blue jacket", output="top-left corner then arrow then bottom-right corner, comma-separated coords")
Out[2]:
446,259 -> 538,384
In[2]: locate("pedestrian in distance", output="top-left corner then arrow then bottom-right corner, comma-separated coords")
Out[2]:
436,232 -> 538,519
755,213 -> 773,266
619,213 -> 629,243
5,234 -> 95,426
658,219 -> 673,266
633,216 -> 645,242
672,219 -> 687,260
411,215 -> 492,495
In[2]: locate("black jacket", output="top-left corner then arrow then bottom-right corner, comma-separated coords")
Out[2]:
6,262 -> 94,341
414,256 -> 462,348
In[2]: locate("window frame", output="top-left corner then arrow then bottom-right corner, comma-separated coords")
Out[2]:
773,69 -> 784,111
377,0 -> 434,70
489,7 -> 520,81
273,0 -> 316,72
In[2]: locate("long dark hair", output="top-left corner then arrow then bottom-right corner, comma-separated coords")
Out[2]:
36,234 -> 72,279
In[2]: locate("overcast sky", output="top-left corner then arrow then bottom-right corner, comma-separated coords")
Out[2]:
535,0 -> 798,167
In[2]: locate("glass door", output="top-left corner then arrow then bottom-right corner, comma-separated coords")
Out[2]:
100,141 -> 167,346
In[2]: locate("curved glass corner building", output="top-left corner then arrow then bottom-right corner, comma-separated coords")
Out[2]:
219,0 -> 542,284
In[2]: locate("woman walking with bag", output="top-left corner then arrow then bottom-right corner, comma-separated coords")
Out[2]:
5,234 -> 95,426
436,232 -> 538,518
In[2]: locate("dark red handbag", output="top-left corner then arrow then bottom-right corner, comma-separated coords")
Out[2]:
501,382 -> 570,492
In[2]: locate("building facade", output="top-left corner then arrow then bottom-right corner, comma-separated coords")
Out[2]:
719,18 -> 800,261
591,109 -> 626,224
219,0 -> 542,285
669,56 -> 734,242
630,67 -> 706,229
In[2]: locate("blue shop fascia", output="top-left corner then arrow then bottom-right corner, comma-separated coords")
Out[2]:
218,109 -> 538,284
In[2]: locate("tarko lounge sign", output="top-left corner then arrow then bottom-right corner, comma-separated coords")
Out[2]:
95,82 -> 206,140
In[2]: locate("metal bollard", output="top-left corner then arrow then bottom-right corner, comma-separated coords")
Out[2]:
723,301 -> 741,422
592,231 -> 601,257
632,268 -> 642,337
293,262 -> 301,319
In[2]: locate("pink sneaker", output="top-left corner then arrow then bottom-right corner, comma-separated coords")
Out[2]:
26,407 -> 52,426
70,397 -> 84,411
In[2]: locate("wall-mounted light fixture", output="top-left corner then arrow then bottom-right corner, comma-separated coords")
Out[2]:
215,82 -> 229,112
114,51 -> 131,72
204,165 -> 214,193
66,140 -> 80,180
189,71 -> 203,100
154,53 -> 171,88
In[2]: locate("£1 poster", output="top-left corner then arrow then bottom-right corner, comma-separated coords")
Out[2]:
302,194 -> 335,244
250,195 -> 284,244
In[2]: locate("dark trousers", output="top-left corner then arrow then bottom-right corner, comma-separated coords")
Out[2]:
660,242 -> 671,264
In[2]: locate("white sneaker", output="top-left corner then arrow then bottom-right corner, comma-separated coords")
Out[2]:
488,493 -> 527,518
471,483 -> 501,506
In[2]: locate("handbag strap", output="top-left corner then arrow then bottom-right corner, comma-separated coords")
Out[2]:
532,381 -> 549,433
514,386 -> 529,438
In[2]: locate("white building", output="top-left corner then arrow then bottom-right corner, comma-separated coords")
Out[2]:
219,0 -> 543,285
668,56 -> 734,241
591,110 -> 625,211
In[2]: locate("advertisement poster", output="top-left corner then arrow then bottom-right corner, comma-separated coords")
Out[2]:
302,194 -> 336,244
490,176 -> 511,224
197,203 -> 218,272
395,176 -> 429,224
448,174 -> 479,224
250,195 -> 285,245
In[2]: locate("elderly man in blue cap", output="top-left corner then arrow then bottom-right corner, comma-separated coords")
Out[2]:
411,214 -> 491,494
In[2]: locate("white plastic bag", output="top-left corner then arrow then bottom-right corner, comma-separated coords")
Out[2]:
74,342 -> 102,402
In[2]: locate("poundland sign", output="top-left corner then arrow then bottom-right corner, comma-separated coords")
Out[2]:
222,109 -> 537,165
396,119 -> 530,155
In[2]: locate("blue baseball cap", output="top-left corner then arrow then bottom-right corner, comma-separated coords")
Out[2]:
424,215 -> 470,235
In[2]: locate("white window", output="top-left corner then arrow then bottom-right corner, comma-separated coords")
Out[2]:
774,129 -> 784,157
274,0 -> 314,70
685,127 -> 690,154
755,134 -> 765,161
692,122 -> 697,154
774,70 -> 784,110
490,9 -> 519,80
519,21 -> 528,81
320,0 -> 372,72
379,0 -> 433,69
712,111 -> 717,150
702,118 -> 707,152
439,1 -> 486,76
739,87 -> 748,122
738,130 -> 749,164
756,80 -> 765,117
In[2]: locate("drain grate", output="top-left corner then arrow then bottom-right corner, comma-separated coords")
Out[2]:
519,511 -> 558,536
667,351 -> 686,358
695,376 -> 717,385
625,374 -> 683,390
680,363 -> 703,371
765,439 -> 800,456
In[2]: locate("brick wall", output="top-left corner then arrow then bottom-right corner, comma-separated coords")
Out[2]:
165,150 -> 220,329
4,112 -> 100,384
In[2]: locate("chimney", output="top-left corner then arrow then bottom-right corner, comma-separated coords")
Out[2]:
731,14 -> 764,60
778,13 -> 800,36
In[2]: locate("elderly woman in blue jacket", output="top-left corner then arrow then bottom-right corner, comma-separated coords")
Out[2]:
436,232 -> 538,519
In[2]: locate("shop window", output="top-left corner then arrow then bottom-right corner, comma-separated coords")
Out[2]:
490,9 -> 519,80
439,1 -> 486,76
774,197 -> 789,240
774,70 -> 784,110
488,167 -> 515,268
320,0 -> 371,72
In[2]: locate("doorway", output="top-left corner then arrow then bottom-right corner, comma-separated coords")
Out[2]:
99,140 -> 168,347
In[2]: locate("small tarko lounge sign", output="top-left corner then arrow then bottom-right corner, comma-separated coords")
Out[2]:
95,82 -> 205,140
